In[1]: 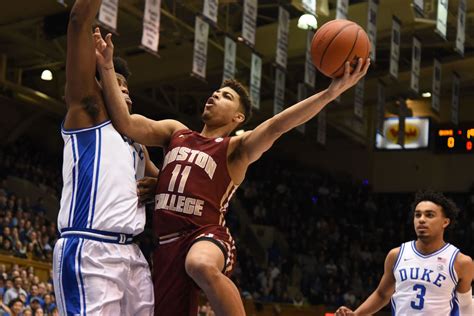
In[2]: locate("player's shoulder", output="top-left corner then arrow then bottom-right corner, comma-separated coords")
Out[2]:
454,252 -> 472,268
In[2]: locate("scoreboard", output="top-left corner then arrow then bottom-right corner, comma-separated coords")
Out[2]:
434,127 -> 474,153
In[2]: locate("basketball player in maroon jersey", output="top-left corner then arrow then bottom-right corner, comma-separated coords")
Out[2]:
94,30 -> 370,316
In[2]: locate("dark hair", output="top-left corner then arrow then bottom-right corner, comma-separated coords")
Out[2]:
9,298 -> 23,308
96,56 -> 131,81
411,190 -> 459,229
221,79 -> 252,125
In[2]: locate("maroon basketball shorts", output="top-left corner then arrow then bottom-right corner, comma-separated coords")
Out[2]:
152,225 -> 236,316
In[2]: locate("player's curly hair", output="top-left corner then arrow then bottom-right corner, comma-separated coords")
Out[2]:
411,190 -> 460,229
221,79 -> 253,125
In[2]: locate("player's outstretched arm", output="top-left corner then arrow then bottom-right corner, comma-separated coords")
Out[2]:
65,0 -> 103,126
342,248 -> 398,316
94,29 -> 186,146
454,253 -> 473,315
237,59 -> 369,164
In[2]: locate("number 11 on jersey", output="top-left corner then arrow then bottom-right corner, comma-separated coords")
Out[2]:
168,164 -> 192,193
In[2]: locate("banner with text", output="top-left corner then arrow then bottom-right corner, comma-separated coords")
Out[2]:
141,0 -> 162,53
354,79 -> 365,119
98,0 -> 119,32
305,30 -> 316,88
455,0 -> 466,56
250,53 -> 262,110
192,16 -> 210,80
223,36 -> 236,81
435,0 -> 448,39
413,0 -> 423,14
203,0 -> 219,24
367,0 -> 378,61
242,0 -> 258,47
410,36 -> 421,94
302,0 -> 317,15
389,16 -> 401,79
317,109 -> 327,145
274,68 -> 286,115
336,0 -> 348,19
432,58 -> 442,112
297,83 -> 307,134
276,7 -> 289,69
376,81 -> 385,136
451,72 -> 460,125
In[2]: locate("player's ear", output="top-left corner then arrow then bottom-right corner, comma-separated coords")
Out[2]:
233,112 -> 245,124
442,218 -> 450,229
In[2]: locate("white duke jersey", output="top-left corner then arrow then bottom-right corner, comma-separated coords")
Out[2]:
58,120 -> 146,235
392,241 -> 460,316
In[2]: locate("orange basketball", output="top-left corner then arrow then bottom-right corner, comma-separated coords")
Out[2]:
311,20 -> 370,78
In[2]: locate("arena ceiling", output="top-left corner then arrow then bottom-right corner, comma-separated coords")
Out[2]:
1,0 -> 474,152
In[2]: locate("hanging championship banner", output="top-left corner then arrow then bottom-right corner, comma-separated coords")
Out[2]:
296,83 -> 307,134
367,0 -> 378,62
451,72 -> 460,125
276,7 -> 289,70
389,16 -> 401,79
317,109 -> 327,145
192,16 -> 210,80
413,0 -> 423,15
336,0 -> 348,19
410,36 -> 421,94
222,36 -> 236,81
354,79 -> 364,119
273,68 -> 286,115
203,0 -> 219,24
304,30 -> 316,88
141,0 -> 162,54
435,0 -> 448,39
242,0 -> 258,47
432,58 -> 442,112
250,53 -> 262,110
455,0 -> 466,56
302,0 -> 316,15
98,0 -> 119,32
376,81 -> 385,136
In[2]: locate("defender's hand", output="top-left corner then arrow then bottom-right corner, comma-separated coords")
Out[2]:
93,27 -> 114,68
137,177 -> 158,205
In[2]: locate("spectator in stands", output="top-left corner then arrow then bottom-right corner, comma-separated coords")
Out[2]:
7,298 -> 23,316
3,277 -> 27,305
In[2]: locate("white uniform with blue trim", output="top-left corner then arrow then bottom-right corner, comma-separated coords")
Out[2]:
391,241 -> 460,316
53,121 -> 154,316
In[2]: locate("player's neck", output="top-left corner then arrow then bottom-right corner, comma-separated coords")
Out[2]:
415,238 -> 446,255
201,124 -> 232,138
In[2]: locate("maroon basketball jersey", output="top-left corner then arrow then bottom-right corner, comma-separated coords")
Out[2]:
154,130 -> 238,236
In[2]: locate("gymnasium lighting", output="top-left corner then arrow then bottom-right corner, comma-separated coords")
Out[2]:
297,14 -> 317,30
41,70 -> 53,81
235,129 -> 245,136
422,92 -> 431,98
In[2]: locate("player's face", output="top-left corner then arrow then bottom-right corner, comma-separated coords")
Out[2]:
413,201 -> 449,239
116,74 -> 132,113
201,87 -> 245,127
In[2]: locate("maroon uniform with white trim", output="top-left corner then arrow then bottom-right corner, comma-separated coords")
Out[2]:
153,129 -> 238,316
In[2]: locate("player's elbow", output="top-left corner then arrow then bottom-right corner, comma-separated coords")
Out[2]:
267,116 -> 287,136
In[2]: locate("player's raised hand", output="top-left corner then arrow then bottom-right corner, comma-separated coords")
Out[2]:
327,58 -> 370,99
93,27 -> 114,67
335,306 -> 357,316
137,177 -> 158,205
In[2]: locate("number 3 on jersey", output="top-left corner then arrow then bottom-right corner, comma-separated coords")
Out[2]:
168,164 -> 191,193
410,284 -> 426,310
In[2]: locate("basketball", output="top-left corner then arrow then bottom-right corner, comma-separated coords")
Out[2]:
311,19 -> 371,78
